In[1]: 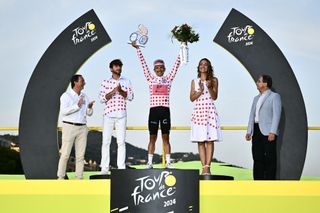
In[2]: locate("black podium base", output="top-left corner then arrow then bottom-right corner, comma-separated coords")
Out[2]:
111,169 -> 199,212
89,174 -> 111,179
199,174 -> 234,180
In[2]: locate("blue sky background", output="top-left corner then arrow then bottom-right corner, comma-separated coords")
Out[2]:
0,0 -> 319,175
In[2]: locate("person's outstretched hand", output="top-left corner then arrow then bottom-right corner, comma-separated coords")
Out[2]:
87,101 -> 95,109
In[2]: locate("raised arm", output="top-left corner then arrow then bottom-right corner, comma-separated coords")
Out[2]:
135,47 -> 153,82
166,52 -> 181,82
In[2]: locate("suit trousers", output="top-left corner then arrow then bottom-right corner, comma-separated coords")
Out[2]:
252,123 -> 277,180
100,116 -> 127,171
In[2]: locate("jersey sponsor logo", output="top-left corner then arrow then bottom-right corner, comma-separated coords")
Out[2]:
152,85 -> 168,95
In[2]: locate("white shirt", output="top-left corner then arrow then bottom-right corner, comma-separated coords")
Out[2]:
99,76 -> 134,118
60,89 -> 93,124
255,90 -> 269,123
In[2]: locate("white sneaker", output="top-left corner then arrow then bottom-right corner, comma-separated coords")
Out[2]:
145,163 -> 153,169
99,169 -> 109,175
166,163 -> 174,169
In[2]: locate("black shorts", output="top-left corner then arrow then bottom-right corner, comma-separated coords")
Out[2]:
148,106 -> 171,135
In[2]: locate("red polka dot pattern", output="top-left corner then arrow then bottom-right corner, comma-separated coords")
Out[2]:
137,48 -> 181,108
99,77 -> 133,117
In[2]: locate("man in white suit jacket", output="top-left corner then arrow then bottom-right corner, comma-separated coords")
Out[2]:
246,75 -> 282,180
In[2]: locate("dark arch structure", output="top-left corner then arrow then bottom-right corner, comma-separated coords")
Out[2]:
19,10 -> 111,179
214,9 -> 308,179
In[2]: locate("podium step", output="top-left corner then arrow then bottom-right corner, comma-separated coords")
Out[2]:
200,174 -> 234,180
90,174 -> 111,179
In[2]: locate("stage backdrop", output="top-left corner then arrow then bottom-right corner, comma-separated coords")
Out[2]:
18,8 -> 307,180
19,9 -> 111,179
214,8 -> 308,179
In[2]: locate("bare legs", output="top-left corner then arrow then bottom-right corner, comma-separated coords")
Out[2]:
198,141 -> 214,175
148,134 -> 157,154
148,134 -> 170,155
162,134 -> 171,155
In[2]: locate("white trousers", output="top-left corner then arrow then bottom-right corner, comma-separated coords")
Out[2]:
57,123 -> 88,179
100,116 -> 127,170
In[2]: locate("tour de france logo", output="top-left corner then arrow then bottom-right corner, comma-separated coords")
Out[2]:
71,21 -> 98,45
131,171 -> 177,207
227,24 -> 255,46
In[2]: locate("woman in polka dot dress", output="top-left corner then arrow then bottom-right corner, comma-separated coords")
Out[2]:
190,58 -> 222,175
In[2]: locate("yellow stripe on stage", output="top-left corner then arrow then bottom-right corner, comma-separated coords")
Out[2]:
0,180 -> 110,195
1,180 -> 320,213
1,180 -> 320,196
200,181 -> 320,196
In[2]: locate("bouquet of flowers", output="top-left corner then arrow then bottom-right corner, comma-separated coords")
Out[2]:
171,24 -> 199,64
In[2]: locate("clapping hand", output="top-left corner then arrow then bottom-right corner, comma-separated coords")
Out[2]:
206,80 -> 212,88
198,81 -> 204,93
78,96 -> 84,107
87,100 -> 95,109
115,84 -> 124,93
207,78 -> 217,89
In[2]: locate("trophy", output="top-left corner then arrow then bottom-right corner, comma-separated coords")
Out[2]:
128,24 -> 149,47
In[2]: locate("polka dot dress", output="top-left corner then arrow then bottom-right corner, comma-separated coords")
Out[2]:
191,78 -> 222,142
